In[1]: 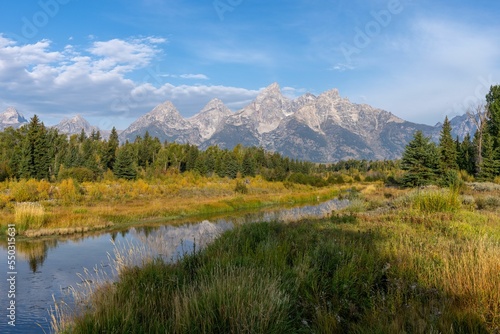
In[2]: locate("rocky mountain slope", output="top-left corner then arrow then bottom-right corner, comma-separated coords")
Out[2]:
0,107 -> 28,130
53,115 -> 99,135
120,83 -> 474,161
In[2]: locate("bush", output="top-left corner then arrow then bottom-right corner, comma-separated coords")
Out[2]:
57,179 -> 81,204
59,167 -> 95,182
11,179 -> 51,202
475,196 -> 500,210
439,169 -> 465,191
234,180 -> 249,194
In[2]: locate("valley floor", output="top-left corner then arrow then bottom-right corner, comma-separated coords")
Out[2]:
52,182 -> 500,333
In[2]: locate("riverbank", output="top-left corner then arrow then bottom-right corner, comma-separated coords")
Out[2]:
0,174 -> 359,237
53,185 -> 500,333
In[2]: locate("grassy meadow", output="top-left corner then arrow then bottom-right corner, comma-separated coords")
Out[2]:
51,182 -> 500,333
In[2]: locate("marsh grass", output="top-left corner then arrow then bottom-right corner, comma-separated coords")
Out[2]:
14,202 -> 46,231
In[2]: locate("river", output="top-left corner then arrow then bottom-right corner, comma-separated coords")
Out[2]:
0,198 -> 349,333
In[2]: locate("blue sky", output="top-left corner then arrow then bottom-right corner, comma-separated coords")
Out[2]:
0,0 -> 499,130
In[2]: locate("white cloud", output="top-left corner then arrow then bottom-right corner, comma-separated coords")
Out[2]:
331,63 -> 355,72
0,35 -> 258,129
88,37 -> 164,72
161,73 -> 210,80
178,74 -> 209,80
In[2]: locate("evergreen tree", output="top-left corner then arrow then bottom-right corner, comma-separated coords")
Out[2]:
401,131 -> 440,187
477,133 -> 498,180
242,151 -> 256,177
486,85 -> 500,149
457,133 -> 476,175
185,144 -> 199,172
113,145 -> 137,180
102,127 -> 119,171
18,115 -> 51,180
219,151 -> 240,178
438,116 -> 458,172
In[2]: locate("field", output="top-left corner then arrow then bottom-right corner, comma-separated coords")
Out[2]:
51,182 -> 500,333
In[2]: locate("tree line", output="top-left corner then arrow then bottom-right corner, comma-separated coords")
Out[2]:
0,118 -> 326,183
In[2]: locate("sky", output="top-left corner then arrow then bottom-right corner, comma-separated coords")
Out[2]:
0,0 -> 499,130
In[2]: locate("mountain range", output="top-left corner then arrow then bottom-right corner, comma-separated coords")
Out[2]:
0,83 -> 476,162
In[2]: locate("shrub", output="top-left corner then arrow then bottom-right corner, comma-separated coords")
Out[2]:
59,167 -> 95,182
475,196 -> 500,210
57,179 -> 81,204
11,179 -> 50,202
14,202 -> 46,231
234,180 -> 249,194
439,169 -> 465,191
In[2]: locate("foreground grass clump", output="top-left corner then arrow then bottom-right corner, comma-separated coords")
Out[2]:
396,188 -> 461,213
14,202 -> 46,231
55,208 -> 500,333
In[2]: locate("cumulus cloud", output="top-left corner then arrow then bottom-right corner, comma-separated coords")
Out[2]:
162,73 -> 210,80
0,35 -> 259,129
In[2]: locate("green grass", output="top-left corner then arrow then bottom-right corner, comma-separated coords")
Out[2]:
395,188 -> 462,213
54,202 -> 500,333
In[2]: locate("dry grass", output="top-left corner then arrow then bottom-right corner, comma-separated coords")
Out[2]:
14,202 -> 46,231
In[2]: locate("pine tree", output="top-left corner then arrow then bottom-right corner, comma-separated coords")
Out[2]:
185,144 -> 199,172
477,133 -> 498,181
457,133 -> 476,175
401,131 -> 440,187
18,115 -> 50,180
486,85 -> 500,149
242,151 -> 256,177
220,151 -> 240,178
438,116 -> 458,172
113,145 -> 137,180
102,127 -> 119,171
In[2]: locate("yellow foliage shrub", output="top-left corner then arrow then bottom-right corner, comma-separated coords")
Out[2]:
57,179 -> 81,204
12,179 -> 49,202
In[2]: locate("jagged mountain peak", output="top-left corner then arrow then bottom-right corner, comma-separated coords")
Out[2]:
1,107 -> 27,121
256,82 -> 283,100
318,88 -> 341,101
199,98 -> 232,114
116,83 -> 475,162
54,114 -> 98,135
0,106 -> 28,130
150,100 -> 181,117
189,99 -> 232,141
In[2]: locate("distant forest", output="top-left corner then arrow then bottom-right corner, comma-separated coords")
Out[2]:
0,85 -> 499,187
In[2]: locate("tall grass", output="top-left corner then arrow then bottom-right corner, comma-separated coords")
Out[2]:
396,188 -> 461,213
53,203 -> 500,333
14,202 -> 46,231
